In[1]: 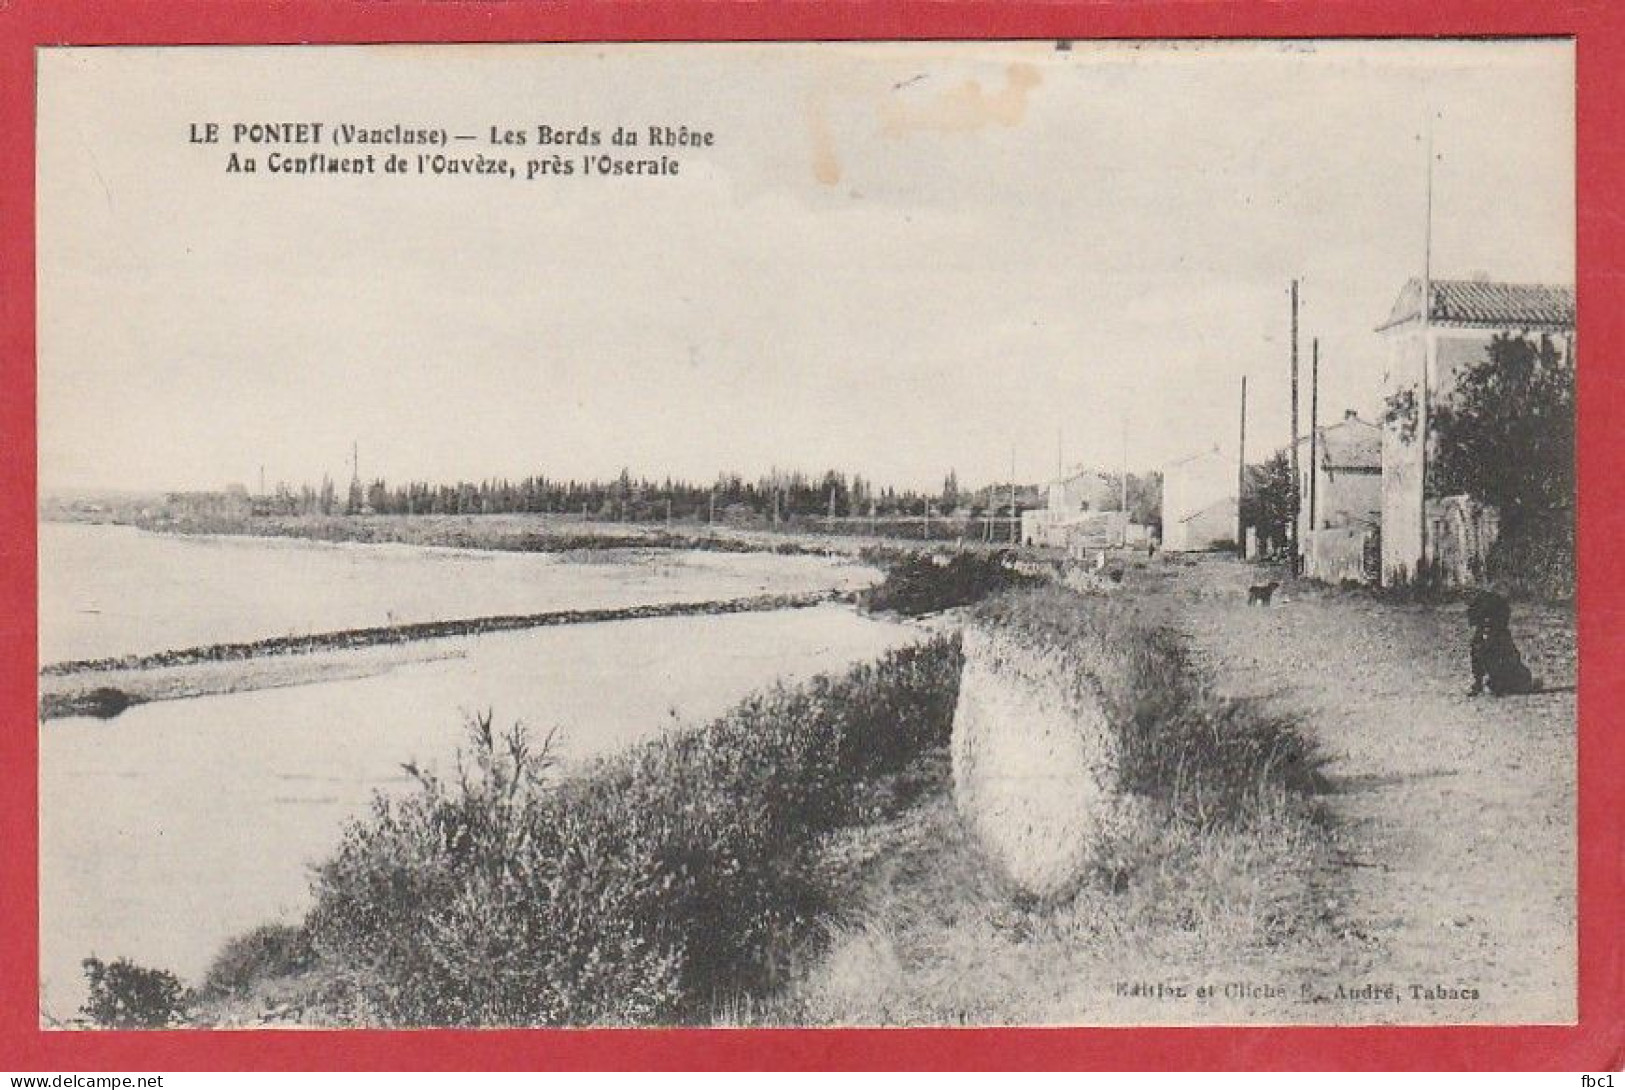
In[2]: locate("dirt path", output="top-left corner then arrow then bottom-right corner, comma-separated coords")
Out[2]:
1166,555 -> 1576,1024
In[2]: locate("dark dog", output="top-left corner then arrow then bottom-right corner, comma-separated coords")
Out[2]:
1467,590 -> 1539,696
1246,581 -> 1279,606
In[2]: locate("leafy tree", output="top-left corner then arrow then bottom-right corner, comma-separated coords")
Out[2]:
1241,451 -> 1294,553
1425,332 -> 1574,534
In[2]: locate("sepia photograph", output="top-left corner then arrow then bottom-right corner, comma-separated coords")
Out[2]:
33,39 -> 1576,1030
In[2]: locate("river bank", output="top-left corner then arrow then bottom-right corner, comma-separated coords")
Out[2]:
154,561 -> 1338,1028
38,524 -> 910,1023
41,603 -> 926,1024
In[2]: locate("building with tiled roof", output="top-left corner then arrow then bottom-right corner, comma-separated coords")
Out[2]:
1376,277 -> 1575,333
1295,410 -> 1382,544
1376,275 -> 1574,586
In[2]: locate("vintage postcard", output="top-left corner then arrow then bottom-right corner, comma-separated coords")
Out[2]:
32,38 -> 1578,1034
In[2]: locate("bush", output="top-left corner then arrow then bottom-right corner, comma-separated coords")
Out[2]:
306,638 -> 964,1026
80,956 -> 189,1028
1487,519 -> 1574,601
198,923 -> 316,999
861,551 -> 1031,616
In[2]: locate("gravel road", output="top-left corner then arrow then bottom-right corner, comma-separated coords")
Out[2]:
1168,555 -> 1576,1024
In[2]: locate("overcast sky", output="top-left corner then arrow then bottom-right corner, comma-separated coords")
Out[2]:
37,39 -> 1573,494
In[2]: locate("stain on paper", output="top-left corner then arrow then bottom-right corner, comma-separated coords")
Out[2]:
808,90 -> 842,187
879,63 -> 1042,137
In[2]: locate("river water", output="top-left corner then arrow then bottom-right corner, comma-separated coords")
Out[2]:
39,522 -> 879,665
37,523 -> 912,1022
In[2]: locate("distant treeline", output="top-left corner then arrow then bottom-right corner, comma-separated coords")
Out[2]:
235,468 -> 1034,523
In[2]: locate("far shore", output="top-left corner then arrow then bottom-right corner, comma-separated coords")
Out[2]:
42,509 -> 1021,559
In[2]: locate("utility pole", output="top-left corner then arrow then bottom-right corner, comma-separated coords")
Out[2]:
1309,338 -> 1320,550
349,441 -> 361,516
1009,446 -> 1018,545
1237,374 -> 1247,556
1119,415 -> 1130,547
1418,112 -> 1435,583
1289,280 -> 1300,576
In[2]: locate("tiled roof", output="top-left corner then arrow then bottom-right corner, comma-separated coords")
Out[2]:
1379,278 -> 1574,331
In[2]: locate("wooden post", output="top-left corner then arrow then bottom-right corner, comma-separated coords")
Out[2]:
1237,374 -> 1247,556
1418,113 -> 1435,582
1009,446 -> 1018,545
1289,280 -> 1300,575
1309,338 -> 1320,550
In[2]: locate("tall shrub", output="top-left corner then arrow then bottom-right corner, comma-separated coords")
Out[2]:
307,638 -> 963,1026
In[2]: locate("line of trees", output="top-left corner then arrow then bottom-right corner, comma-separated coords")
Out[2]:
251,468 -> 1038,524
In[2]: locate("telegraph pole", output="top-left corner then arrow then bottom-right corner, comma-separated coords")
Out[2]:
349,441 -> 361,516
1009,446 -> 1018,545
1237,375 -> 1247,556
1120,417 -> 1129,512
1418,112 -> 1435,582
1309,338 -> 1320,547
1289,280 -> 1300,576
1119,416 -> 1130,547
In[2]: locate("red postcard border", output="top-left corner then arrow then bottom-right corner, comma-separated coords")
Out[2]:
1,0 -> 1621,1072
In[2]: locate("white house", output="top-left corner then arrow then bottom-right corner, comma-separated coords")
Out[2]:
1377,276 -> 1574,585
1019,468 -> 1149,550
1162,445 -> 1236,552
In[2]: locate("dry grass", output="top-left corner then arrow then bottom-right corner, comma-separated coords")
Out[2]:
753,751 -> 1337,1026
756,586 -> 1340,1026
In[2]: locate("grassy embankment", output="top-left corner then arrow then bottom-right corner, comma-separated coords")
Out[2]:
767,583 -> 1335,1024
153,554 -> 1332,1027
